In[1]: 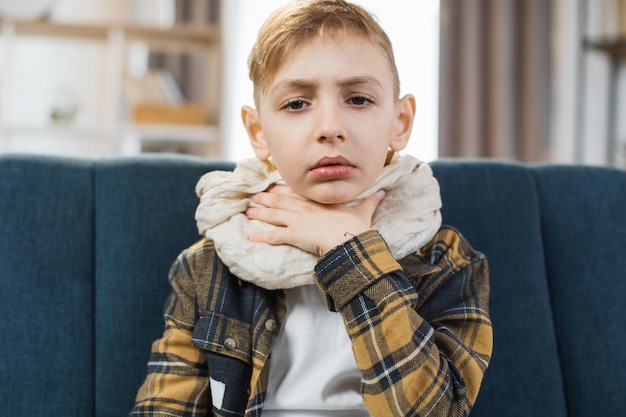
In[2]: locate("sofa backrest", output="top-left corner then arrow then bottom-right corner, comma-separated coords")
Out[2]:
1,154 -> 625,417
432,161 -> 626,417
0,155 -> 96,416
531,165 -> 626,416
432,161 -> 568,416
93,155 -> 234,417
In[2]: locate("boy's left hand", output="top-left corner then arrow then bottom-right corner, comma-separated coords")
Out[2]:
245,185 -> 385,257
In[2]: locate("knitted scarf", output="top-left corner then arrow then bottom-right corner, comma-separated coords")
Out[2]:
195,154 -> 442,290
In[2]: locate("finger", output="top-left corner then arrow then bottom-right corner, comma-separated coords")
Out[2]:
357,189 -> 385,213
266,184 -> 290,194
249,227 -> 310,250
250,191 -> 283,208
267,184 -> 307,200
374,189 -> 386,201
248,229 -> 288,245
252,190 -> 308,210
249,225 -> 323,255
245,205 -> 290,227
247,185 -> 293,201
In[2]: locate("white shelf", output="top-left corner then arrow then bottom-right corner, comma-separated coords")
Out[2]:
128,123 -> 219,143
1,123 -> 112,138
1,18 -> 219,44
0,3 -> 222,158
121,123 -> 219,155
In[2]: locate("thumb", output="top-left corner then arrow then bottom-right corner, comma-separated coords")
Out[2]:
359,189 -> 386,214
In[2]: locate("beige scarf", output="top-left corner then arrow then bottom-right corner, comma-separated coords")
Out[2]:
195,154 -> 442,290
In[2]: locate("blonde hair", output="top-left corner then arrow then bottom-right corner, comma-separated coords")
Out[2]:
247,0 -> 400,104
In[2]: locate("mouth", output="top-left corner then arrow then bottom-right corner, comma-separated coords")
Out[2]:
310,156 -> 355,179
312,156 -> 353,169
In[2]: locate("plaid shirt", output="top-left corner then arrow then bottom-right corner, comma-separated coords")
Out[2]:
130,227 -> 492,417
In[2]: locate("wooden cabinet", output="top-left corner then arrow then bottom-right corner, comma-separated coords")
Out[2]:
0,3 -> 221,157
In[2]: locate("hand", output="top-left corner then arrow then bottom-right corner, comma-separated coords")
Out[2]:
245,185 -> 385,256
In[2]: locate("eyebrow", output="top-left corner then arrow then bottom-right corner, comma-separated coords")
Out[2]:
340,76 -> 383,89
269,76 -> 383,96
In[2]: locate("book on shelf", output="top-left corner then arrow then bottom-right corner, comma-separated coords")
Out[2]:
133,103 -> 205,125
124,69 -> 206,125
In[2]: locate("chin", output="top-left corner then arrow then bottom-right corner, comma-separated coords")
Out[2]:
316,196 -> 348,205
306,188 -> 360,205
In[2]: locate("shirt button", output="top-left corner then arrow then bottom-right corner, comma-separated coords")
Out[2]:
224,337 -> 237,350
265,319 -> 277,332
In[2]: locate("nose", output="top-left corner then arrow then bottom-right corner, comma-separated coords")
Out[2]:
315,101 -> 345,143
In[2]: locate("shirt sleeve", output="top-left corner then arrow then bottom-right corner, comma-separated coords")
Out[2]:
130,246 -> 212,416
314,228 -> 493,417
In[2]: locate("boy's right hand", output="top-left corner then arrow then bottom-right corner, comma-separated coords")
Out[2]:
245,185 -> 385,257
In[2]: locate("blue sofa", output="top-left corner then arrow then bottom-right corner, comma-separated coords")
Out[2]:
1,153 -> 625,417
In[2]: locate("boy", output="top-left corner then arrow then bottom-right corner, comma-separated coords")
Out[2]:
130,1 -> 492,416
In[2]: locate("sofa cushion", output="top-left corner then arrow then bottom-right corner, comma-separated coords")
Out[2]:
0,154 -> 95,415
93,154 -> 235,417
533,165 -> 626,417
431,160 -> 568,417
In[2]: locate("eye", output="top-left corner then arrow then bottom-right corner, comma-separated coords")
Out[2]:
281,99 -> 309,111
347,95 -> 374,106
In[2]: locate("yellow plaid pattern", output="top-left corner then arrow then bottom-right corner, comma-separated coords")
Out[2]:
131,227 -> 492,416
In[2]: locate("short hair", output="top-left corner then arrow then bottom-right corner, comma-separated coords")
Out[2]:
247,0 -> 400,104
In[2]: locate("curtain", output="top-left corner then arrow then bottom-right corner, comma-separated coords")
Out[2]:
438,0 -> 553,162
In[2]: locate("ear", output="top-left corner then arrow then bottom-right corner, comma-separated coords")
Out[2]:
389,94 -> 416,152
241,105 -> 270,160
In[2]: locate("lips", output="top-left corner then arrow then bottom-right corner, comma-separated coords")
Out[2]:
312,156 -> 353,169
310,156 -> 355,179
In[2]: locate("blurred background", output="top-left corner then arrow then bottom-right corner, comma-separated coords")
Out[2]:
0,0 -> 624,167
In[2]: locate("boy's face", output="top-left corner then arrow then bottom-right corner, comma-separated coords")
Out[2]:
242,32 -> 415,204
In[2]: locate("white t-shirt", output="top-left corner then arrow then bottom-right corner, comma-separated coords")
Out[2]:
263,285 -> 370,416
